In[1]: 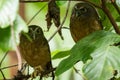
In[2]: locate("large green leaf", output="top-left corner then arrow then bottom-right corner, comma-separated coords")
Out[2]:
0,15 -> 28,53
0,0 -> 19,28
55,30 -> 120,76
83,46 -> 120,80
116,0 -> 120,7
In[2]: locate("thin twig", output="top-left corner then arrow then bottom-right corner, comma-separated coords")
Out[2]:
0,64 -> 18,70
0,62 -> 25,70
0,52 -> 8,79
27,3 -> 48,25
111,0 -> 120,14
73,67 -> 86,80
62,27 -> 69,30
101,0 -> 120,34
0,69 -> 6,80
0,51 -> 8,67
48,1 -> 71,42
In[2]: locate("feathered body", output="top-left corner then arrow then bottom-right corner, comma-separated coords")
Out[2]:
19,25 -> 54,79
70,2 -> 103,42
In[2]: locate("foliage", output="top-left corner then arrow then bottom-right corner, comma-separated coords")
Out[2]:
55,30 -> 120,80
0,0 -> 120,80
0,0 -> 19,28
0,0 -> 28,53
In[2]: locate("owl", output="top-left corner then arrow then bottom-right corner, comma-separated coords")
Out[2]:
70,2 -> 103,42
19,25 -> 54,80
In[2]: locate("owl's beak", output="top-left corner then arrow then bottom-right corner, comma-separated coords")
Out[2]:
33,32 -> 36,40
76,11 -> 81,17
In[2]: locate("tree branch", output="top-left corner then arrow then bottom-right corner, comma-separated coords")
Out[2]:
0,64 -> 18,70
19,0 -> 102,9
27,3 -> 48,25
78,0 -> 102,9
73,67 -> 86,80
0,52 -> 8,67
101,0 -> 120,34
0,69 -> 6,80
111,0 -> 120,14
20,0 -> 49,3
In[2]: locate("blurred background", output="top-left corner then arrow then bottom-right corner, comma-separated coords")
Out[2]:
0,1 -> 85,80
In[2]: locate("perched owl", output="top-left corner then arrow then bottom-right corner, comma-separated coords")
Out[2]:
70,2 -> 103,42
19,25 -> 54,80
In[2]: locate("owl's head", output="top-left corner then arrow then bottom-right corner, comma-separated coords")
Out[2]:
72,2 -> 98,19
28,25 -> 44,40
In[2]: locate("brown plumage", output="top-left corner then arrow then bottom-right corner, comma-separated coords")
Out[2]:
70,2 -> 103,42
19,25 -> 54,79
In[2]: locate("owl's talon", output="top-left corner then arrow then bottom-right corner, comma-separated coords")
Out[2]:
30,66 -> 45,79
35,66 -> 45,72
31,70 -> 40,79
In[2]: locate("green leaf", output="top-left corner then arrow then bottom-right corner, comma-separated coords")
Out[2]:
56,1 -> 67,6
90,0 -> 101,5
0,15 -> 28,53
83,46 -> 120,80
116,16 -> 120,22
0,26 -> 11,52
52,50 -> 70,59
0,0 -> 19,28
55,30 -> 120,76
98,9 -> 112,30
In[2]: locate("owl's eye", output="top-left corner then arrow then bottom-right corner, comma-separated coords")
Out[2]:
29,28 -> 33,33
35,28 -> 43,35
80,7 -> 87,13
36,29 -> 41,34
